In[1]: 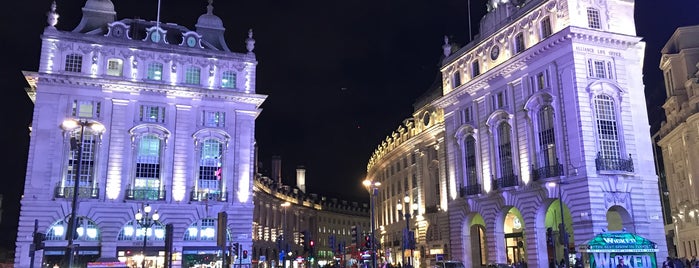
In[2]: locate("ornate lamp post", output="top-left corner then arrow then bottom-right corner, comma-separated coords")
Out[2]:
135,204 -> 160,268
61,119 -> 104,268
397,195 -> 417,268
363,179 -> 381,268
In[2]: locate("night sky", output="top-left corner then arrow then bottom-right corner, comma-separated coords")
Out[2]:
1,0 -> 697,250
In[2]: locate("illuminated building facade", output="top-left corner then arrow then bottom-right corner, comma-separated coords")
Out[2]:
437,0 -> 667,267
16,0 -> 265,267
252,160 -> 370,268
657,25 -> 699,259
366,87 -> 450,268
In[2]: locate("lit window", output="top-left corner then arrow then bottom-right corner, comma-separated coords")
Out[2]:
65,53 -> 83,73
147,62 -> 163,81
45,217 -> 100,241
65,126 -> 100,195
497,122 -> 514,178
198,139 -> 223,193
118,220 -> 165,241
184,218 -> 219,241
221,71 -> 236,88
464,135 -> 478,185
594,94 -> 620,159
203,111 -> 225,127
587,8 -> 601,29
72,100 -> 101,118
139,105 -> 165,123
185,66 -> 201,85
106,58 -> 123,76
541,17 -> 552,38
537,106 -> 557,169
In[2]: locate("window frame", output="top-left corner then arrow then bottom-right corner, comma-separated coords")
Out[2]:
514,32 -> 525,54
106,58 -> 124,77
146,62 -> 164,81
587,7 -> 602,29
185,66 -> 201,85
221,71 -> 237,89
65,53 -> 83,73
540,16 -> 552,39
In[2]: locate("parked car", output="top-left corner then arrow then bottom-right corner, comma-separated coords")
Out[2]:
434,261 -> 466,268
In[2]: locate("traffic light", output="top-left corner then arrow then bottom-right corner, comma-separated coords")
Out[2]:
351,225 -> 358,245
364,235 -> 371,249
232,242 -> 240,257
300,231 -> 307,251
309,240 -> 315,257
33,232 -> 46,250
243,250 -> 248,259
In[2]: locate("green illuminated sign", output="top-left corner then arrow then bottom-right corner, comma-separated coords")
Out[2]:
580,232 -> 658,268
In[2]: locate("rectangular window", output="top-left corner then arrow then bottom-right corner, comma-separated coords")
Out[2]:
537,72 -> 547,90
472,61 -> 480,77
139,105 -> 166,123
452,71 -> 461,87
492,91 -> 506,109
106,59 -> 123,76
202,110 -> 225,127
221,71 -> 237,88
587,8 -> 601,29
65,54 -> 83,73
460,107 -> 472,124
541,17 -> 552,38
514,33 -> 525,54
147,62 -> 163,81
587,59 -> 614,79
72,100 -> 101,118
186,66 -> 201,85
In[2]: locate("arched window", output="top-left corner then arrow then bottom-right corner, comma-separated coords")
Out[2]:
131,134 -> 163,200
46,216 -> 100,241
194,139 -> 224,200
117,220 -> 165,241
65,53 -> 83,72
147,62 -> 163,80
184,218 -> 218,241
465,136 -> 478,186
593,94 -> 619,159
587,7 -> 601,29
496,122 -> 515,187
537,106 -> 557,169
60,126 -> 101,199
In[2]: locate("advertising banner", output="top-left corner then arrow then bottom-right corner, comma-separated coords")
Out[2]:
579,232 -> 658,268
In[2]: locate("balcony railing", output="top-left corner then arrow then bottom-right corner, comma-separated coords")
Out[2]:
54,184 -> 100,199
531,163 -> 564,181
460,183 -> 482,197
190,189 -> 227,202
125,187 -> 166,201
492,174 -> 519,190
595,153 -> 634,172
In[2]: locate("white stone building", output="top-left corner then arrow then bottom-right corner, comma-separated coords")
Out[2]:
657,25 -> 699,259
16,0 -> 265,267
435,0 -> 666,267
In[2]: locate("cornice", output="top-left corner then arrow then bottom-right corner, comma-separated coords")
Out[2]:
35,73 -> 267,107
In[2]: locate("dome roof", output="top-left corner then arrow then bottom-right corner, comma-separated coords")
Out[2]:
83,0 -> 115,13
196,1 -> 224,29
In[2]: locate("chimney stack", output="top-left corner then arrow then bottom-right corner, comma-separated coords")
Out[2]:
272,155 -> 282,186
296,166 -> 306,193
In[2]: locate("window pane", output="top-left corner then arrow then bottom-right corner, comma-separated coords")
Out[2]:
594,95 -> 619,158
147,62 -> 163,80
186,66 -> 201,85
221,71 -> 236,88
106,59 -> 123,76
587,8 -> 601,29
65,54 -> 83,72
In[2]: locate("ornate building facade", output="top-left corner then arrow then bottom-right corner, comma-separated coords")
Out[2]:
438,0 -> 666,267
366,86 -> 451,268
252,160 -> 370,268
368,0 -> 668,267
657,25 -> 699,259
16,1 -> 265,267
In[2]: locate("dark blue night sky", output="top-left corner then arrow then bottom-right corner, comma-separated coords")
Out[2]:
1,0 -> 698,249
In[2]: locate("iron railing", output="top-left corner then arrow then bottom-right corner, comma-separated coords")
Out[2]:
190,189 -> 227,201
125,187 -> 166,201
595,153 -> 634,172
54,184 -> 100,199
531,163 -> 564,181
492,174 -> 519,190
460,183 -> 482,197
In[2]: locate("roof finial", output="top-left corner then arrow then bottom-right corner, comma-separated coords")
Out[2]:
47,1 -> 59,28
442,35 -> 452,58
246,29 -> 256,53
207,0 -> 214,15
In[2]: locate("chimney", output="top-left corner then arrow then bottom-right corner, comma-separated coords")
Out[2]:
272,155 -> 282,186
296,166 -> 306,193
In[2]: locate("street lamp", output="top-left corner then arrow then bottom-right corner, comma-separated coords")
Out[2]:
547,182 -> 569,268
363,179 -> 381,268
397,195 -> 417,268
61,118 -> 104,268
135,204 -> 160,268
280,201 -> 291,268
